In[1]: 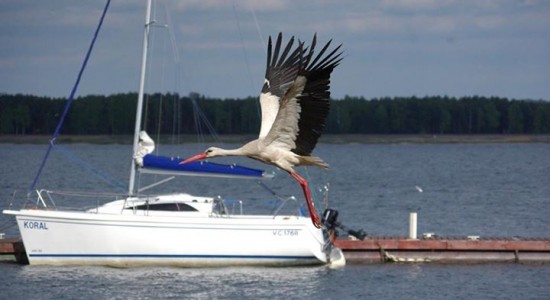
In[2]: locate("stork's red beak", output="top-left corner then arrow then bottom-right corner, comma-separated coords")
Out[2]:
179,153 -> 207,165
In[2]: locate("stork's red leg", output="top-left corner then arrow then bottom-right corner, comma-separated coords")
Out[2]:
291,172 -> 322,228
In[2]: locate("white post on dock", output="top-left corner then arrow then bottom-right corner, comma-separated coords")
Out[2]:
409,212 -> 418,240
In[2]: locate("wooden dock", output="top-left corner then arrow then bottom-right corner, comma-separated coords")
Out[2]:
2,236 -> 550,264
0,237 -> 27,264
334,236 -> 550,263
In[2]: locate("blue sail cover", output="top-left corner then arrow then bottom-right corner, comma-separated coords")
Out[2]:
141,154 -> 270,179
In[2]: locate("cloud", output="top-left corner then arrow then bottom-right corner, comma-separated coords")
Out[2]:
169,0 -> 289,12
1,0 -> 549,100
381,0 -> 456,10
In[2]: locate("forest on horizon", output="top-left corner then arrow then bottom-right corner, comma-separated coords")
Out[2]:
1,93 -> 550,136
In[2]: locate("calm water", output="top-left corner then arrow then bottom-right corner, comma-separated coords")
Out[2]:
1,143 -> 549,299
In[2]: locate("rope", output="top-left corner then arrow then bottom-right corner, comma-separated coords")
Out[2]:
303,166 -> 323,212
191,96 -> 205,143
384,251 -> 431,263
28,0 -> 112,193
191,97 -> 224,145
0,217 -> 17,232
231,1 -> 256,92
231,0 -> 262,123
158,3 -> 182,144
54,145 -> 127,192
41,189 -> 127,198
154,19 -> 169,152
250,6 -> 265,47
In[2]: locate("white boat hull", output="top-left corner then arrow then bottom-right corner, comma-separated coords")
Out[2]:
4,209 -> 331,266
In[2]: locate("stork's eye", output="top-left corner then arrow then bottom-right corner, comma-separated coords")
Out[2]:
205,149 -> 213,154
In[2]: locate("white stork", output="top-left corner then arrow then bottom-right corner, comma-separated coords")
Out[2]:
180,33 -> 343,228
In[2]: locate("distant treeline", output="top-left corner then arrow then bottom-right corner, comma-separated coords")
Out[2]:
1,93 -> 550,135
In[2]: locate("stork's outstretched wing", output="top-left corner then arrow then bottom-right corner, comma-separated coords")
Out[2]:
260,33 -> 343,156
258,33 -> 305,139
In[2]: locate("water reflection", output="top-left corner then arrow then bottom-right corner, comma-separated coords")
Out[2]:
15,265 -> 332,299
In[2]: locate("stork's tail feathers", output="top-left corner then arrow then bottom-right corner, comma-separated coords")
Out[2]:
299,155 -> 329,169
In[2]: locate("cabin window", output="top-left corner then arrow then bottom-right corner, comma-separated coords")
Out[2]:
126,203 -> 198,212
176,203 -> 199,211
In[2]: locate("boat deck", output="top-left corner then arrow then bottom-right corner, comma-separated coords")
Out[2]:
2,236 -> 550,264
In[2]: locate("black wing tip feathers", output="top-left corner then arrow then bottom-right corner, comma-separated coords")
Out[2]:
264,33 -> 343,93
262,32 -> 343,155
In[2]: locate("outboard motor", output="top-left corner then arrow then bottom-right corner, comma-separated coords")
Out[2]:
322,208 -> 367,240
322,208 -> 340,230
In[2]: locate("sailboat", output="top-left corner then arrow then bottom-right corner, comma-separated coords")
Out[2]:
3,0 -> 344,267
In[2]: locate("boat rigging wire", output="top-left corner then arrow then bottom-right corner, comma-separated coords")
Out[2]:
54,145 -> 127,192
231,1 -> 256,92
250,7 -> 265,47
28,0 -> 112,194
230,0 -> 263,121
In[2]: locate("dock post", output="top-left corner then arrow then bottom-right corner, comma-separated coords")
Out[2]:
409,212 -> 417,240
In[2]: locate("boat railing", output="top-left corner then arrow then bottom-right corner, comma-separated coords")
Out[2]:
255,180 -> 308,217
213,196 -> 227,216
17,189 -> 79,210
35,189 -> 56,209
225,198 -> 243,215
212,196 -> 243,216
24,189 -> 125,212
272,196 -> 298,217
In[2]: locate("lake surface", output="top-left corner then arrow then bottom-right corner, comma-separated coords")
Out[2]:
1,143 -> 549,299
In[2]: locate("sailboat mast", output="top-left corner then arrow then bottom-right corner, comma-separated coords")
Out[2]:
128,0 -> 153,196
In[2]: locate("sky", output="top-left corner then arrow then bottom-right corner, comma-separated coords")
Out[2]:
1,0 -> 549,101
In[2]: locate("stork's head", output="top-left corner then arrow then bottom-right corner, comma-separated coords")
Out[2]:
179,147 -> 223,165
